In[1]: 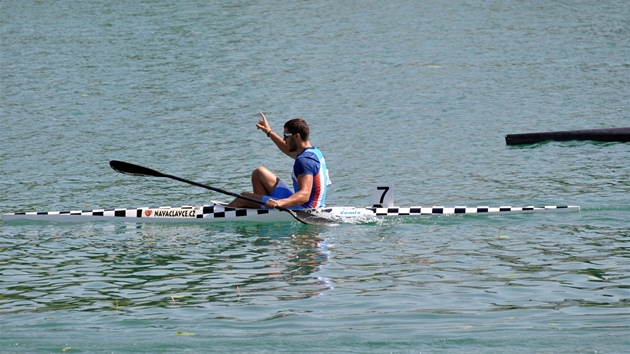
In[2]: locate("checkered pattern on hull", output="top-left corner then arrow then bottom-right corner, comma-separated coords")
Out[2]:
373,205 -> 574,216
3,204 -> 579,222
4,205 -> 274,220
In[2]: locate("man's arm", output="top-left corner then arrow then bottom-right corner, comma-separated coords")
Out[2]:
257,112 -> 296,158
264,174 -> 312,208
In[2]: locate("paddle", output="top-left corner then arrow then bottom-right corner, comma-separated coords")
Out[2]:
108,160 -> 338,226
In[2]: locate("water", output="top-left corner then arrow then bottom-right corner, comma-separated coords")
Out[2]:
1,0 -> 629,352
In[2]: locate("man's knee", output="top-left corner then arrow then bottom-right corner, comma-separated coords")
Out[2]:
252,166 -> 268,176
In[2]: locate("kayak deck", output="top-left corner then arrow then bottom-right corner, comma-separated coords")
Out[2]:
2,203 -> 580,224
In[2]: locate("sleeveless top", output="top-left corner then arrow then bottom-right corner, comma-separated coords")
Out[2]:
291,147 -> 331,208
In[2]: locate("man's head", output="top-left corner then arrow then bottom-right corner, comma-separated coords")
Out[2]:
283,118 -> 310,141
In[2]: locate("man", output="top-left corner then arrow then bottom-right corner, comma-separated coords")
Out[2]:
227,112 -> 331,209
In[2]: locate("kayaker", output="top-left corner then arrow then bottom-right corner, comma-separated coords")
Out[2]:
227,112 -> 331,209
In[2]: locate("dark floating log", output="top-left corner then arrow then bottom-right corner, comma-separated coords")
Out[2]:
506,127 -> 630,145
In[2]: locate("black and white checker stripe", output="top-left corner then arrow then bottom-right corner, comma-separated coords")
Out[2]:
198,205 -> 272,219
3,204 -> 579,222
373,205 -> 575,216
4,205 -> 275,220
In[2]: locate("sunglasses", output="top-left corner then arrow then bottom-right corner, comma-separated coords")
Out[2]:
283,132 -> 294,139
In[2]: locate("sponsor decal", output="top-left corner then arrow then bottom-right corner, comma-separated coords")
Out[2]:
143,208 -> 196,218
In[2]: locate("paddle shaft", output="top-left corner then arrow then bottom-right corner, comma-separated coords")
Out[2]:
108,160 -> 337,226
162,173 -> 272,209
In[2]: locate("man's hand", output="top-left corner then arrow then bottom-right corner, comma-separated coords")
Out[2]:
264,198 -> 279,209
256,112 -> 272,135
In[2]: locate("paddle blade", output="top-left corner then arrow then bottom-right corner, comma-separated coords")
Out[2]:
109,160 -> 166,178
292,210 -> 339,226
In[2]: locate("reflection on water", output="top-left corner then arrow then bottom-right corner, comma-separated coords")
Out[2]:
0,223 -> 333,315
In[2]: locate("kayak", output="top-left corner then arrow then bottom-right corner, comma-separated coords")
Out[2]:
2,202 -> 580,224
2,161 -> 581,225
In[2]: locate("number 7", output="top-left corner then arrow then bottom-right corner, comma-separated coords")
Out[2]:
377,186 -> 390,204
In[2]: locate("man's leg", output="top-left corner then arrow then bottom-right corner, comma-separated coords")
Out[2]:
227,167 -> 280,208
251,166 -> 280,196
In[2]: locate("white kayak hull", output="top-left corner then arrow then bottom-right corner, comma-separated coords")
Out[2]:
2,203 -> 580,224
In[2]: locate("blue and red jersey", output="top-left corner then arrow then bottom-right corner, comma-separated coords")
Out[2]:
291,147 -> 331,208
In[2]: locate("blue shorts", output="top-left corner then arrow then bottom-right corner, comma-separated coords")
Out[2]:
261,180 -> 306,210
